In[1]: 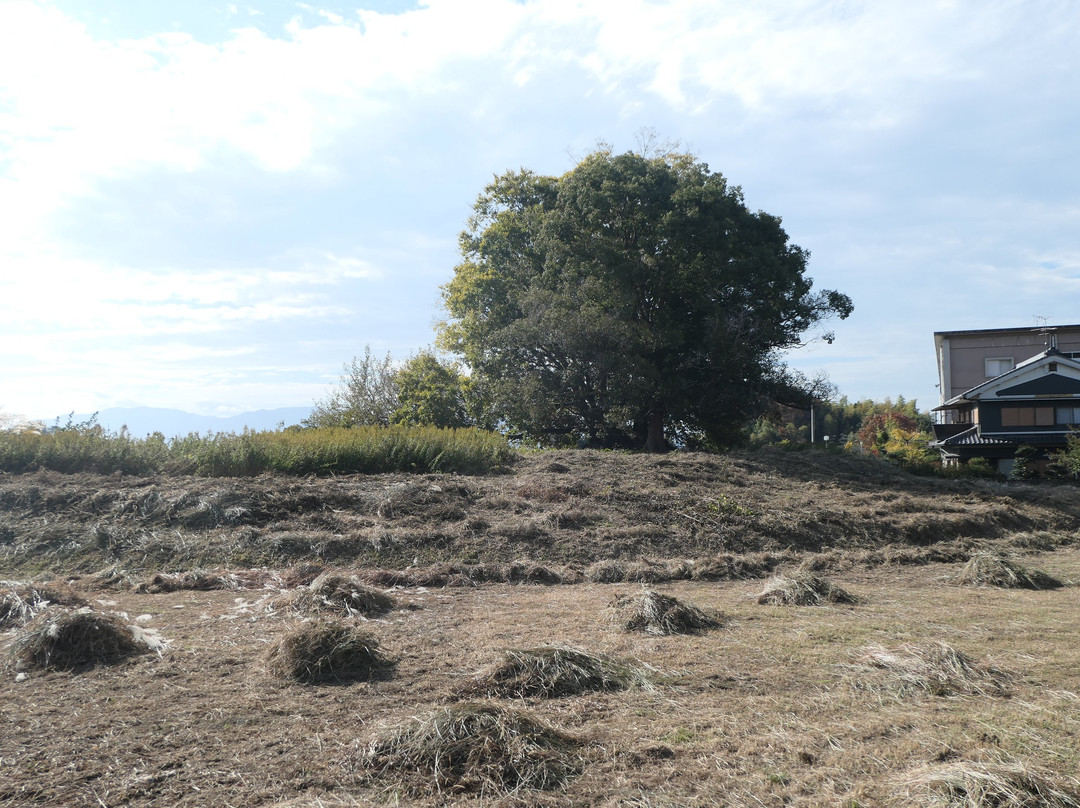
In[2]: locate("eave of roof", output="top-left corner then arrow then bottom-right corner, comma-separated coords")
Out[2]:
934,324 -> 1080,338
931,425 -> 1071,447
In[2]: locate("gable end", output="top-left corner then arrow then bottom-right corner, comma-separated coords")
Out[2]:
995,373 -> 1080,397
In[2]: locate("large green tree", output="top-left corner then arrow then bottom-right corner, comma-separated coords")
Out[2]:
439,147 -> 853,450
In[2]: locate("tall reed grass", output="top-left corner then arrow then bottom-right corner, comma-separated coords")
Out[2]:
0,425 -> 513,476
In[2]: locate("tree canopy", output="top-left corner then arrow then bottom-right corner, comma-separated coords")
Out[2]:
392,352 -> 471,429
439,146 -> 852,450
303,346 -> 398,429
305,346 -> 473,431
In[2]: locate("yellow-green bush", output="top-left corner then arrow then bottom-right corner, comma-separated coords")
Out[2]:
0,425 -> 513,477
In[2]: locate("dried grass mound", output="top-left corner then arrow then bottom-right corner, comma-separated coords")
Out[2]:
855,641 -> 1012,698
608,590 -> 721,635
0,581 -> 88,628
264,797 -> 370,808
360,562 -> 568,589
487,561 -> 566,585
954,553 -> 1065,590
688,551 -> 790,581
360,702 -> 585,796
10,608 -> 154,670
281,572 -> 395,618
586,560 -> 670,584
81,565 -> 135,591
265,621 -> 392,683
466,645 -> 655,699
134,569 -> 239,594
903,758 -> 1080,807
278,563 -> 326,589
756,571 -> 859,606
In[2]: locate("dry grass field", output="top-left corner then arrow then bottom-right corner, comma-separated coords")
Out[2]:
3,449 -> 1080,806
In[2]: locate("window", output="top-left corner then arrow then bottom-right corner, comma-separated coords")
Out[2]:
985,357 -> 1015,377
1001,406 -> 1055,426
1057,406 -> 1080,425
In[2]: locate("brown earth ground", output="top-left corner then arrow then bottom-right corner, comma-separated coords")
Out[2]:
3,449 -> 1080,806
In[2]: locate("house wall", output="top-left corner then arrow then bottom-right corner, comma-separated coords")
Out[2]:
936,326 -> 1080,402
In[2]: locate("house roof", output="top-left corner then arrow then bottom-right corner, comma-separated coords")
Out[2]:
931,425 -> 1070,448
938,349 -> 1080,408
933,323 -> 1080,338
931,426 -> 1010,446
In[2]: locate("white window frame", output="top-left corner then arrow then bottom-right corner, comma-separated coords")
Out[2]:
985,357 -> 1015,378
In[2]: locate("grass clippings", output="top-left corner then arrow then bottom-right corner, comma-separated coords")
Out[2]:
855,641 -> 1013,698
278,562 -> 327,589
279,571 -> 395,618
585,559 -> 694,584
755,570 -> 859,606
359,561 -> 568,589
465,645 -> 655,699
903,758 -> 1080,807
10,608 -> 158,670
359,701 -> 586,797
953,552 -> 1065,590
81,565 -> 136,591
608,589 -> 721,635
265,620 -> 392,684
134,569 -> 240,593
264,797 -> 371,808
0,580 -> 88,628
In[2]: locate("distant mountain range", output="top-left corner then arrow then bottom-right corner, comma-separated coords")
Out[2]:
39,406 -> 313,437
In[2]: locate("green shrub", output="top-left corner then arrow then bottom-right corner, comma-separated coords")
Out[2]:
1011,444 -> 1039,480
1051,430 -> 1080,478
938,456 -> 1002,480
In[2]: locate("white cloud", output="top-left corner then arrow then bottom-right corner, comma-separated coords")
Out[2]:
0,0 -> 1040,218
0,249 -> 372,341
2,0 -> 1078,417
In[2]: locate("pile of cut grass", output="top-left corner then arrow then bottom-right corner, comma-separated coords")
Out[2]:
263,797 -> 369,808
134,569 -> 240,594
81,566 -> 135,591
855,641 -> 1012,698
360,561 -> 570,588
954,552 -> 1065,590
360,702 -> 586,796
903,758 -> 1080,807
278,571 -> 395,618
584,559 -> 693,584
465,645 -> 655,699
278,563 -> 326,589
755,569 -> 859,606
608,590 -> 721,636
265,621 -> 392,684
10,608 -> 157,670
0,580 -> 87,628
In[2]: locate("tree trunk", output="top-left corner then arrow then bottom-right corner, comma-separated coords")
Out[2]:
644,408 -> 667,453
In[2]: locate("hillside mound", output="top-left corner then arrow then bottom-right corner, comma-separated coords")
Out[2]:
1,448 -> 1078,576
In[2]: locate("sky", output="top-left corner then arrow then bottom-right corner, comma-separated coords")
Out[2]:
2,0 -> 1079,422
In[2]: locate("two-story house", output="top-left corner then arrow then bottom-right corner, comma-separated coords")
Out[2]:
931,324 -> 1080,475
